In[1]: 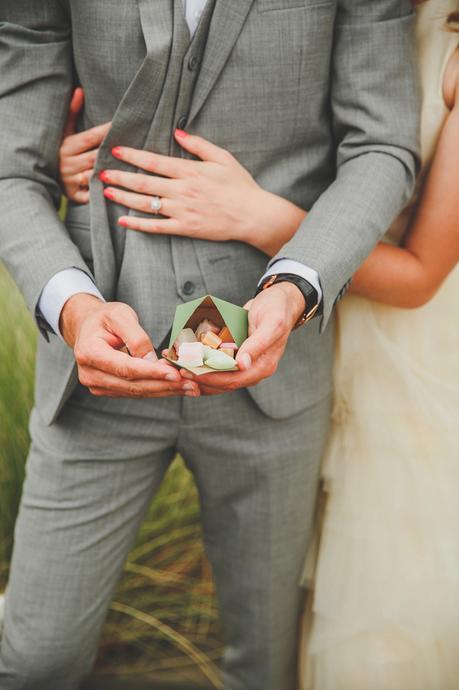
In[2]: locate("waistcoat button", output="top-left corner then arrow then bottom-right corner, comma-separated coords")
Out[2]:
188,55 -> 200,71
177,116 -> 187,130
183,281 -> 196,296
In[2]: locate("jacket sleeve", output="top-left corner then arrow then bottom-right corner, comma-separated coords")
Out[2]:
270,0 -> 421,331
0,2 -> 92,331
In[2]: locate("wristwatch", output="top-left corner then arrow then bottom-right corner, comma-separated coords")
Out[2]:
256,273 -> 320,329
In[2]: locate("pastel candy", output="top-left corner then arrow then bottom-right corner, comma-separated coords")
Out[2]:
220,348 -> 235,357
218,326 -> 233,342
195,319 -> 220,340
178,342 -> 204,367
201,331 -> 222,349
204,350 -> 237,370
219,342 -> 238,351
174,328 -> 197,351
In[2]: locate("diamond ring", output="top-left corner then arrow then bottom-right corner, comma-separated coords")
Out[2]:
150,196 -> 162,214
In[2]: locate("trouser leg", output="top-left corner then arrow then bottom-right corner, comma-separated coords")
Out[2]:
0,391 -> 179,690
179,391 -> 332,690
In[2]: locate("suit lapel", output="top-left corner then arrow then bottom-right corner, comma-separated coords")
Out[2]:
187,0 -> 255,126
89,0 -> 174,300
95,0 -> 174,169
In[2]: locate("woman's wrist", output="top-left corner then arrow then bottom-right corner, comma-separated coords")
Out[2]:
244,188 -> 307,256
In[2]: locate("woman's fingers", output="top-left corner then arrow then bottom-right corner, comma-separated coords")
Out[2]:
71,188 -> 90,205
112,146 -> 197,179
61,148 -> 99,176
174,128 -> 234,165
99,169 -> 174,198
74,169 -> 93,188
104,186 -> 175,217
117,215 -> 181,235
62,169 -> 93,203
63,87 -> 85,138
61,121 -> 112,157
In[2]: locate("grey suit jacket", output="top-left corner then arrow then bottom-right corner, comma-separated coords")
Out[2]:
0,0 -> 420,425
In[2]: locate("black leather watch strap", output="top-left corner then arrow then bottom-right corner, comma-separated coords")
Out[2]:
255,273 -> 321,328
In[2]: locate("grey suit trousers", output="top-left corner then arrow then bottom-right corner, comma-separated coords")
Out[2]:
0,386 -> 331,690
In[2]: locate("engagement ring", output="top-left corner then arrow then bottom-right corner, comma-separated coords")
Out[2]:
151,196 -> 162,214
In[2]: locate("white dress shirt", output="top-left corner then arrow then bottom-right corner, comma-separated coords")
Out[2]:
39,0 -> 321,337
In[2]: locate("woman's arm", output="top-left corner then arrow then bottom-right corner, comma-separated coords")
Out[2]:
60,91 -> 306,254
350,48 -> 459,308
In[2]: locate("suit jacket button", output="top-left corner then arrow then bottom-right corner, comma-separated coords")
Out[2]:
177,116 -> 187,130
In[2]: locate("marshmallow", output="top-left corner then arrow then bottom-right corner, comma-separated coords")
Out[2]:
195,319 -> 220,340
201,331 -> 222,349
174,328 -> 197,351
204,350 -> 237,370
177,342 -> 204,367
219,342 -> 238,351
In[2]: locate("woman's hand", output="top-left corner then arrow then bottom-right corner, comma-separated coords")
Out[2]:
59,87 -> 111,204
100,130 -> 307,256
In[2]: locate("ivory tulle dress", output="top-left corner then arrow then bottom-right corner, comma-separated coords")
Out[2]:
301,3 -> 459,689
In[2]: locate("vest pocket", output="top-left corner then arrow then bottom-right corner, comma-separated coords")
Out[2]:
257,0 -> 332,11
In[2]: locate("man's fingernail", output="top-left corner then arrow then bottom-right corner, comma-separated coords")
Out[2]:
166,373 -> 179,381
181,371 -> 194,380
143,351 -> 157,362
239,353 -> 252,370
183,383 -> 195,391
185,390 -> 200,398
175,129 -> 188,138
112,146 -> 122,158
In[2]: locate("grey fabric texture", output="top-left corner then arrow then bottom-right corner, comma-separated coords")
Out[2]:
0,2 -> 419,687
0,387 -> 331,690
0,0 -> 420,424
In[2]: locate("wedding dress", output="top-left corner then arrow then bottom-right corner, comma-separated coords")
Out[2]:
301,2 -> 459,689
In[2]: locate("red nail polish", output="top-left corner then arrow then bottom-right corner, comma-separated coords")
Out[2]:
99,170 -> 109,183
175,129 -> 188,138
112,146 -> 122,157
104,188 -> 115,200
118,218 -> 128,227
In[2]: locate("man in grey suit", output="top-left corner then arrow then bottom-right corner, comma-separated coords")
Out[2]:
0,1 -> 419,688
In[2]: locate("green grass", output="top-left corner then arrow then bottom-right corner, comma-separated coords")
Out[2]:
0,262 -> 222,685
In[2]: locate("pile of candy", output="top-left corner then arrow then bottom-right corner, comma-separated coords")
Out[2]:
169,320 -> 239,371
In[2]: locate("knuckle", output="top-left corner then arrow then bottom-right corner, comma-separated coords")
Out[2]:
128,335 -> 148,353
137,177 -> 149,194
115,364 -> 130,379
78,370 -> 92,387
221,150 -> 234,164
267,361 -> 278,377
128,384 -> 143,398
144,156 -> 157,173
89,387 -> 104,397
107,301 -> 134,321
74,346 -> 89,366
81,133 -> 95,149
225,380 -> 239,392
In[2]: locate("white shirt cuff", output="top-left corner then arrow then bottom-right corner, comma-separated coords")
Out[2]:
259,259 -> 323,304
38,268 -> 104,339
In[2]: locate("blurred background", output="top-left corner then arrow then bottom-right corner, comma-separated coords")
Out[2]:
0,249 -> 223,687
